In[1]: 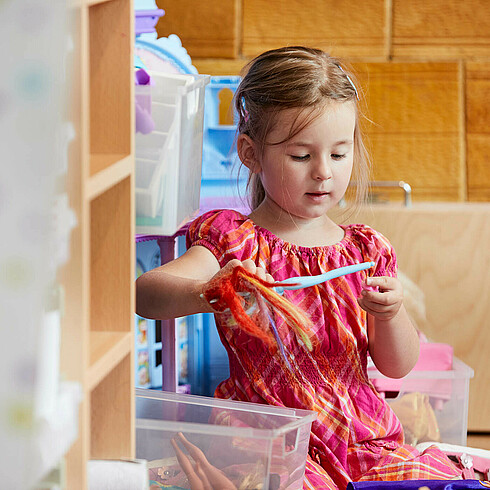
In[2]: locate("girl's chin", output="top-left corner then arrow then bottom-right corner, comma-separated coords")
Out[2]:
262,196 -> 337,220
283,208 -> 333,222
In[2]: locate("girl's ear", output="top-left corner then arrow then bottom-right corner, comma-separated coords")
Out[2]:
237,134 -> 261,173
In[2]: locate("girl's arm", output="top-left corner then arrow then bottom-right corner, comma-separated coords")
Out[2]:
358,276 -> 420,379
136,245 -> 221,320
136,246 -> 274,321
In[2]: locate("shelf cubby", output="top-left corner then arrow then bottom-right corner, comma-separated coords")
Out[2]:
90,353 -> 134,459
89,330 -> 133,389
89,0 -> 132,176
90,176 -> 133,334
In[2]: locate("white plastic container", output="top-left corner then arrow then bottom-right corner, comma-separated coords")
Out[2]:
135,388 -> 316,489
135,72 -> 210,236
368,357 -> 474,446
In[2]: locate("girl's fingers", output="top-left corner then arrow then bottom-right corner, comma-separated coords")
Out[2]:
254,268 -> 267,281
357,298 -> 397,319
362,275 -> 403,308
360,289 -> 399,306
223,259 -> 274,284
365,276 -> 400,293
241,259 -> 257,274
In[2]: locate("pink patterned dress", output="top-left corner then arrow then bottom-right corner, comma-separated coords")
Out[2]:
186,209 -> 461,489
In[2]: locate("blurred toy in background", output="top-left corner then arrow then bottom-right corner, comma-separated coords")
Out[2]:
389,392 -> 440,446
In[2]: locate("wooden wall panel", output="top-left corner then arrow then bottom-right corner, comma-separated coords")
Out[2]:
393,0 -> 490,59
152,1 -> 489,202
155,0 -> 240,58
242,0 -> 387,59
368,136 -> 462,201
466,62 -> 490,201
353,63 -> 464,200
192,58 -> 248,76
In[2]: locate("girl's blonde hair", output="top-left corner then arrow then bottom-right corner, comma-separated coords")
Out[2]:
234,46 -> 371,211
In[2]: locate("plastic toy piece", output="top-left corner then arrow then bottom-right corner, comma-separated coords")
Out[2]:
134,68 -> 155,135
274,261 -> 376,295
135,33 -> 198,75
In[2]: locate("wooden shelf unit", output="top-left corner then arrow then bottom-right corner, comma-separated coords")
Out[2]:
61,0 -> 134,487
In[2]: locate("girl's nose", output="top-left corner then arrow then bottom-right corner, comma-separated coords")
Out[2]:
313,155 -> 333,181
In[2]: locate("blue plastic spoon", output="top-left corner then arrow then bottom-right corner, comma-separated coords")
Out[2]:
274,261 -> 375,295
204,261 -> 376,304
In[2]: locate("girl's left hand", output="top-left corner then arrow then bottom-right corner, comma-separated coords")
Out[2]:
357,276 -> 403,321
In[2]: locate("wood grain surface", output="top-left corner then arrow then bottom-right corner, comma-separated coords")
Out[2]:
392,0 -> 490,58
192,58 -> 249,76
242,0 -> 387,59
353,62 -> 464,201
466,62 -> 490,201
155,0 -> 240,58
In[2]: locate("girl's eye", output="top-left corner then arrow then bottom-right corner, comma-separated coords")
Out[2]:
331,154 -> 346,161
290,154 -> 310,161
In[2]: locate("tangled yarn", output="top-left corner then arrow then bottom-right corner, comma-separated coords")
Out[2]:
202,266 -> 314,352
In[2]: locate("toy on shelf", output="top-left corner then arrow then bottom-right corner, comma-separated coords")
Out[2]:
135,67 -> 155,135
135,7 -> 164,37
136,33 -> 198,75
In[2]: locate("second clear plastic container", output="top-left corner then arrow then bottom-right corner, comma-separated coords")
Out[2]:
135,388 -> 316,489
368,356 -> 474,446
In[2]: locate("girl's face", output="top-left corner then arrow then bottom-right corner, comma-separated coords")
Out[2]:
257,101 -> 356,221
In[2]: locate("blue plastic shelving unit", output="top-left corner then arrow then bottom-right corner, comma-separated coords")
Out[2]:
200,76 -> 250,214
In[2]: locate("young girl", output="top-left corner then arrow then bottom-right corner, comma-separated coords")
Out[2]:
136,46 -> 461,489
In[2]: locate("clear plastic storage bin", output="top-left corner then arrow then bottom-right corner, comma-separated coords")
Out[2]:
135,72 -> 210,236
135,388 -> 316,489
368,357 -> 474,446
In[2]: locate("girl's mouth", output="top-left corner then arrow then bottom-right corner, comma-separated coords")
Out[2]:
306,192 -> 329,201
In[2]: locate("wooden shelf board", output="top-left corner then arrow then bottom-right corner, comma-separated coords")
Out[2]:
87,154 -> 132,200
84,0 -> 117,7
88,331 -> 132,390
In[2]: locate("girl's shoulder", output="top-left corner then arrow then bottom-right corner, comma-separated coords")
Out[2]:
187,209 -> 251,239
185,209 -> 257,265
344,223 -> 397,276
345,222 -> 392,247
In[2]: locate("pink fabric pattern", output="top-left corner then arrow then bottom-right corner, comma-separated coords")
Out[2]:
186,209 -> 461,489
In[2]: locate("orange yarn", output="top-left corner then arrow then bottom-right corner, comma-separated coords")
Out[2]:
203,266 -> 314,351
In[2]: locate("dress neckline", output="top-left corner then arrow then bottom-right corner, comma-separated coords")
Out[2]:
231,210 -> 354,254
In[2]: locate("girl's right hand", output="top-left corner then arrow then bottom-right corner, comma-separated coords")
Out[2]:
210,258 -> 275,285
201,259 -> 275,313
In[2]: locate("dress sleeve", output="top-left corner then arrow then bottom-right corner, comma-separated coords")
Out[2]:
185,209 -> 257,267
351,224 -> 398,278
